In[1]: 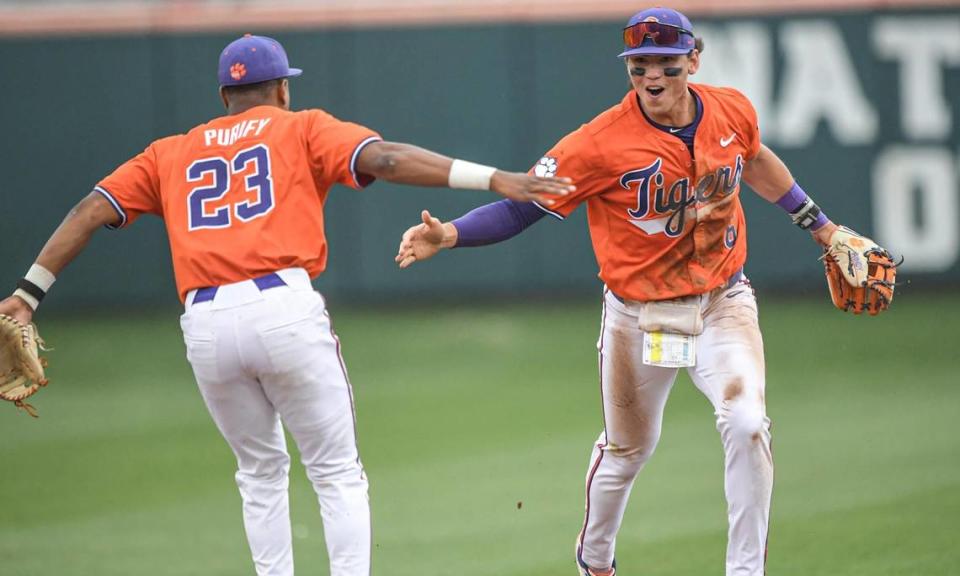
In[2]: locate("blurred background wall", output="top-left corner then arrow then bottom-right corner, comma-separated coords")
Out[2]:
1,0 -> 958,310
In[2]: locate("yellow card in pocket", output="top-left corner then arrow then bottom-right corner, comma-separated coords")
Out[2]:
642,331 -> 697,367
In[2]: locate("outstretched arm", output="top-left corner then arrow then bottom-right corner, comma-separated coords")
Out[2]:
395,199 -> 546,269
0,192 -> 120,324
743,143 -> 837,245
355,141 -> 574,206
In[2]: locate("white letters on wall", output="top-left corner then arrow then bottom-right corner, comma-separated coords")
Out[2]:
873,147 -> 958,272
694,24 -> 775,139
874,18 -> 960,141
777,21 -> 878,147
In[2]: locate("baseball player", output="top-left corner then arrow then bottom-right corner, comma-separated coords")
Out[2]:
394,7 -> 876,575
0,35 -> 572,576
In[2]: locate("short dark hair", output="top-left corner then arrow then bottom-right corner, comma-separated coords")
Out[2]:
221,78 -> 283,100
692,36 -> 705,54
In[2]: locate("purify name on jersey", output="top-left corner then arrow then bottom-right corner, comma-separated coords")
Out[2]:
203,118 -> 272,147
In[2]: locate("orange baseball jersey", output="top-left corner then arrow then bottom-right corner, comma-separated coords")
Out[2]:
533,83 -> 761,301
95,105 -> 381,302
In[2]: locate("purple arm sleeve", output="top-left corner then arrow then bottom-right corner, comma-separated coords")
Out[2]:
452,199 -> 547,248
775,182 -> 807,212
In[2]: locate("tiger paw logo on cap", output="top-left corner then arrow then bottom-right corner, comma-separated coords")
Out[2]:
230,63 -> 247,81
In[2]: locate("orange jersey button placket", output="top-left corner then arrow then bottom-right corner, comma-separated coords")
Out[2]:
688,153 -> 710,291
678,149 -> 704,291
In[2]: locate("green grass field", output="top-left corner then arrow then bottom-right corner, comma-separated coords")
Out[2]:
2,295 -> 958,576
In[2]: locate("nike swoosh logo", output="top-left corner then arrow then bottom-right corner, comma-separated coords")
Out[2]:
627,216 -> 669,235
720,133 -> 736,147
669,127 -> 682,133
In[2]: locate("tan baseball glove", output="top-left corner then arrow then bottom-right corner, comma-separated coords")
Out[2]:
0,314 -> 48,417
822,227 -> 898,316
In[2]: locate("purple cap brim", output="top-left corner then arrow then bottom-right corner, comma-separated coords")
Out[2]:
618,46 -> 691,58
288,68 -> 303,78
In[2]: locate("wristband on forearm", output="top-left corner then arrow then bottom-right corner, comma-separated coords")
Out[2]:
448,159 -> 497,190
776,182 -> 829,231
12,264 -> 56,311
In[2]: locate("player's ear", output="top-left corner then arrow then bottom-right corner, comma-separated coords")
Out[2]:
687,50 -> 701,76
278,79 -> 290,110
219,86 -> 230,110
687,37 -> 704,75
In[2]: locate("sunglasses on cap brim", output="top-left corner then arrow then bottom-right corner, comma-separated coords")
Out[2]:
622,21 -> 693,49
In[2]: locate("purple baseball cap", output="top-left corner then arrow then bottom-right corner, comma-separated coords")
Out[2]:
218,34 -> 303,87
618,7 -> 696,58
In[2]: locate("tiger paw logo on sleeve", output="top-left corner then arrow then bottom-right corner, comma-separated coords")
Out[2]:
534,157 -> 558,178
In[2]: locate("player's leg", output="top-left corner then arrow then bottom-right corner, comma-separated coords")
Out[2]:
180,305 -> 294,576
252,290 -> 370,576
687,281 -> 772,576
577,291 -> 679,573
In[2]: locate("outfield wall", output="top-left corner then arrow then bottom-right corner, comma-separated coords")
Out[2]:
1,3 -> 958,308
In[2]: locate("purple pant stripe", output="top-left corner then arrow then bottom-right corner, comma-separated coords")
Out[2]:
321,295 -> 372,576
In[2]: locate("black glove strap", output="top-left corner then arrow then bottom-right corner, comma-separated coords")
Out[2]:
790,198 -> 822,230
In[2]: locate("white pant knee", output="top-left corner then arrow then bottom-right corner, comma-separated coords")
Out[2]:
303,453 -> 364,485
717,401 -> 769,447
599,430 -> 660,480
236,452 -> 291,496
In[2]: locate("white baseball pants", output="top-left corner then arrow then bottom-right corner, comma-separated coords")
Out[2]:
180,268 -> 370,576
578,279 -> 773,576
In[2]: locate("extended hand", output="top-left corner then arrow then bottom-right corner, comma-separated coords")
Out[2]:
396,210 -> 455,269
490,171 -> 574,206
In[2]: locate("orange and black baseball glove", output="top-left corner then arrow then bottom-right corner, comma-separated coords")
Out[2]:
822,227 -> 898,316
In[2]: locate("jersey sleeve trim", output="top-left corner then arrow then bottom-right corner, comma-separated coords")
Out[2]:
93,186 -> 127,229
533,201 -> 565,220
350,136 -> 382,188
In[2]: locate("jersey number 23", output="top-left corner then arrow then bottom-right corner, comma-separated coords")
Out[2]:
187,144 -> 274,231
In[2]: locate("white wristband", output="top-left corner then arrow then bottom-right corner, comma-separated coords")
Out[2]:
448,159 -> 497,190
12,289 -> 40,311
25,264 -> 56,292
13,264 -> 56,312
